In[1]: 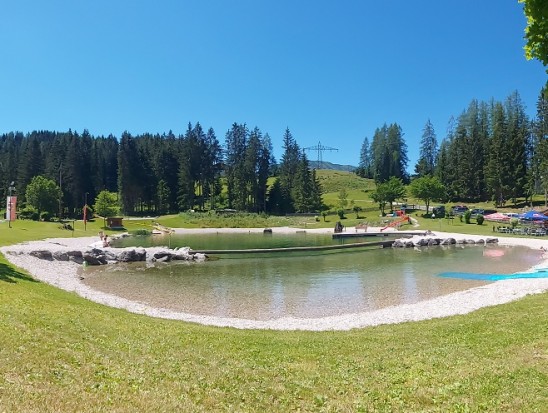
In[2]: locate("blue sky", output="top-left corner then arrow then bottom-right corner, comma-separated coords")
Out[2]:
1,1 -> 546,169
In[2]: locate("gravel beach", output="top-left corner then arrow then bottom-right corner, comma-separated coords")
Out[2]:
2,228 -> 548,331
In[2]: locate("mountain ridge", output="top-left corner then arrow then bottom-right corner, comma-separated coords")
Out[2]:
309,160 -> 356,172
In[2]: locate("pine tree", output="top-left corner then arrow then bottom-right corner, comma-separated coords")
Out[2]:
532,85 -> 548,205
485,102 -> 511,206
278,128 -> 300,213
203,127 -> 223,211
415,119 -> 438,177
370,125 -> 390,183
357,136 -> 372,178
256,133 -> 274,213
505,91 -> 530,205
386,123 -> 409,182
118,131 -> 142,215
224,123 -> 248,210
17,134 -> 43,201
293,154 -> 313,213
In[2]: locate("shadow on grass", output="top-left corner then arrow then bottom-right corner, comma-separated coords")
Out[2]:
0,262 -> 38,284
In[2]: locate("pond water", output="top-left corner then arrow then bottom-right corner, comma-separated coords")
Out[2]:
82,237 -> 542,320
112,231 -> 400,250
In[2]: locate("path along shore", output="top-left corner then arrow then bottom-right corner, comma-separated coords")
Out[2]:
1,227 -> 548,331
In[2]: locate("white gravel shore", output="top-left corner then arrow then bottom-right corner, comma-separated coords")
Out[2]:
2,228 -> 548,331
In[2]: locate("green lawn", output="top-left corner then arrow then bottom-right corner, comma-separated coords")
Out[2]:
0,218 -> 158,245
1,216 -> 547,411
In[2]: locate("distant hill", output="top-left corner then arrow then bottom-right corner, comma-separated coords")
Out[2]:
314,169 -> 375,194
309,160 -> 356,172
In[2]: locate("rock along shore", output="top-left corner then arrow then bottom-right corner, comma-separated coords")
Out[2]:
1,235 -> 206,266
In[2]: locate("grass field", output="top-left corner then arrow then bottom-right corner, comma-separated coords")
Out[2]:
1,176 -> 548,411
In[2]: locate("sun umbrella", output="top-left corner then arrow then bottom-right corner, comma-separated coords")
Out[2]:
519,210 -> 548,221
483,212 -> 510,222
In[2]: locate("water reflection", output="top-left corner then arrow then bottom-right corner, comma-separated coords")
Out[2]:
82,245 -> 542,320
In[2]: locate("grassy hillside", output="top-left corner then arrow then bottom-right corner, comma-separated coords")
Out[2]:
315,169 -> 379,213
315,169 -> 375,194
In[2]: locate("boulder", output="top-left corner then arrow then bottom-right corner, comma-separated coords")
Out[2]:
117,248 -> 147,263
172,249 -> 206,261
392,239 -> 405,248
52,251 -> 70,261
152,251 -> 173,262
29,250 -> 53,260
440,238 -> 456,245
154,255 -> 172,263
67,250 -> 84,264
83,248 -> 108,265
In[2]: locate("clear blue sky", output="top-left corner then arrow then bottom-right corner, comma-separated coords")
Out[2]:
1,1 -> 546,169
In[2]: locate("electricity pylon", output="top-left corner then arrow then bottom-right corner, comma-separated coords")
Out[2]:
304,141 -> 338,169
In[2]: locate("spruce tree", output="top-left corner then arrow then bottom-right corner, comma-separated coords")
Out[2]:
415,119 -> 438,177
357,136 -> 372,178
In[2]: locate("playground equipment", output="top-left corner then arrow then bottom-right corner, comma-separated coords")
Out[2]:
380,215 -> 411,231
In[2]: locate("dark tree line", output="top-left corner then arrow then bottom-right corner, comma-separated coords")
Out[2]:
434,90 -> 546,206
357,123 -> 409,183
357,87 -> 548,206
0,130 -> 118,217
0,124 -> 323,217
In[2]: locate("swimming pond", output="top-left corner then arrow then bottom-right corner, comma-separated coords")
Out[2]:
82,240 -> 542,320
112,231 -> 401,251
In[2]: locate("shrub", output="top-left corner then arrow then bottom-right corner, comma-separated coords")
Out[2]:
476,214 -> 484,225
19,206 -> 39,221
464,210 -> 472,224
337,209 -> 345,219
130,229 -> 152,236
40,212 -> 51,222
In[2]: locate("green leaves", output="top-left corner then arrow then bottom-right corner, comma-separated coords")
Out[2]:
519,0 -> 548,70
25,175 -> 61,217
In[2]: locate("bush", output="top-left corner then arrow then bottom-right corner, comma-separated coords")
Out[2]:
130,229 -> 152,236
464,210 -> 472,224
476,214 -> 484,225
19,206 -> 39,221
40,212 -> 51,222
337,209 -> 345,219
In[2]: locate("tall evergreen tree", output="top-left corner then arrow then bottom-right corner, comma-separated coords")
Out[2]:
202,127 -> 223,211
505,91 -> 530,205
117,131 -> 143,215
224,123 -> 248,210
256,133 -> 274,213
278,128 -> 300,213
531,85 -> 548,205
357,136 -> 372,178
178,123 -> 202,210
293,154 -> 314,213
370,125 -> 390,183
17,134 -> 43,201
386,123 -> 409,182
415,119 -> 438,177
485,102 -> 511,206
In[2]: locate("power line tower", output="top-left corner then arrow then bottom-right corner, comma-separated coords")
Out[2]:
304,141 -> 338,169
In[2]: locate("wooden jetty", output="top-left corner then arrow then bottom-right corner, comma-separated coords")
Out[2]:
332,231 -> 426,239
194,240 -> 394,255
